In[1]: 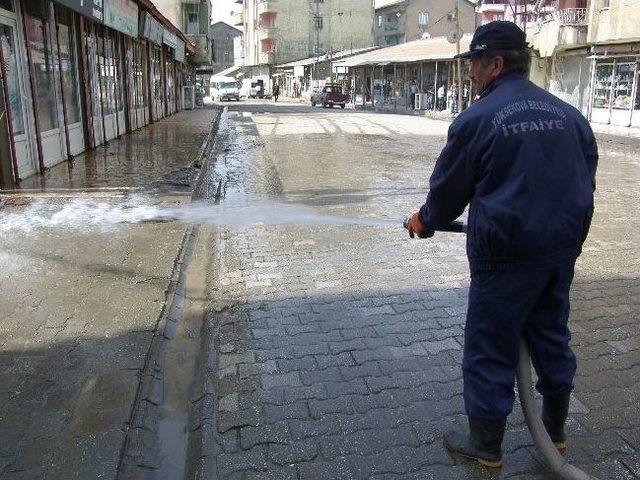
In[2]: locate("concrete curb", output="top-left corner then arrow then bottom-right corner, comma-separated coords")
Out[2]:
116,107 -> 223,478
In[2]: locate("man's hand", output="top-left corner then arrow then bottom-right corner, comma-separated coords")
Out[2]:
406,212 -> 434,239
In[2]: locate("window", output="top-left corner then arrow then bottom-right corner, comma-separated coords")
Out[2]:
182,3 -> 200,35
0,0 -> 13,12
315,16 -> 323,30
25,10 -> 59,132
418,11 -> 428,26
56,7 -> 81,124
377,15 -> 382,27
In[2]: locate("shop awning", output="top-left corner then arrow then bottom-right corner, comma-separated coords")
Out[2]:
273,46 -> 381,69
334,35 -> 473,68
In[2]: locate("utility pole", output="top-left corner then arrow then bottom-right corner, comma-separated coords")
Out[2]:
312,0 -> 320,88
455,1 -> 463,113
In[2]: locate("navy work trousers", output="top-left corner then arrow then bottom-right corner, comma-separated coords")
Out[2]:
462,262 -> 578,420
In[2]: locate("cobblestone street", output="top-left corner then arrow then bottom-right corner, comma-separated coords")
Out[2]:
200,102 -> 640,479
0,102 -> 638,480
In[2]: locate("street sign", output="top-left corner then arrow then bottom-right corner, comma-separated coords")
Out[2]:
104,0 -> 138,37
56,0 -> 104,22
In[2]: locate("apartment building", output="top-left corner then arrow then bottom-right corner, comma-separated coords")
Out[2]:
239,0 -> 374,67
153,0 -> 213,65
531,0 -> 640,129
374,0 -> 476,47
210,21 -> 242,74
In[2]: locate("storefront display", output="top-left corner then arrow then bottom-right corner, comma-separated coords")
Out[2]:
590,56 -> 640,127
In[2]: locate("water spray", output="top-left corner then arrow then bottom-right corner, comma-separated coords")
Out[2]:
403,217 -> 598,480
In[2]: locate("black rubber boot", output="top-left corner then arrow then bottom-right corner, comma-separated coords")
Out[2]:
542,393 -> 571,452
443,417 -> 506,468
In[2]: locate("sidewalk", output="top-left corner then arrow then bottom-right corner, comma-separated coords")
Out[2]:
0,108 -> 220,479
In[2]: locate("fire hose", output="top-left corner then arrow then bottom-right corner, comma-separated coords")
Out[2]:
403,218 -> 599,480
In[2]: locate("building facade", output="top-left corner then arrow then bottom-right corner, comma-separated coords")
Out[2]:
531,0 -> 640,129
210,21 -> 241,75
152,0 -> 212,65
239,0 -> 374,68
0,0 -> 194,186
374,1 -> 406,47
374,0 -> 476,47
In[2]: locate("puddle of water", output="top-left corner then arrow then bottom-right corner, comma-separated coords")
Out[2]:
0,196 -> 402,234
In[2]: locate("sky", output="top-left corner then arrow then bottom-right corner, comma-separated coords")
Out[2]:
211,0 -> 240,27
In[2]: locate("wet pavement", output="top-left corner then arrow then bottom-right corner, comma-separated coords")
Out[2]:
0,108 -> 220,479
0,101 -> 638,480
197,102 -> 640,479
14,109 -> 219,192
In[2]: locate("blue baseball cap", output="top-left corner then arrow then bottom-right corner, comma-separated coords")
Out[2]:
455,21 -> 528,59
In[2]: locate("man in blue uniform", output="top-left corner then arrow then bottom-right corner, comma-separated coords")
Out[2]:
406,21 -> 598,468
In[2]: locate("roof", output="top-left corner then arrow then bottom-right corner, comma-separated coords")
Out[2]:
215,65 -> 244,78
210,21 -> 242,36
273,46 -> 382,69
375,0 -> 405,8
334,34 -> 473,67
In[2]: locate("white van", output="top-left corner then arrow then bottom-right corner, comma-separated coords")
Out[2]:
210,76 -> 241,102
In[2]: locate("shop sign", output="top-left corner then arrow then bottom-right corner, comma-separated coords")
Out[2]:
174,39 -> 186,63
104,0 -> 138,38
163,28 -> 179,50
56,0 -> 104,22
140,12 -> 163,45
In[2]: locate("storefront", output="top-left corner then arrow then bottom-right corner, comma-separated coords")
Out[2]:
0,0 -> 193,184
589,45 -> 640,128
0,0 -> 36,179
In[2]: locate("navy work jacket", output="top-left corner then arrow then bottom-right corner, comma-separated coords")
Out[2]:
419,73 -> 598,272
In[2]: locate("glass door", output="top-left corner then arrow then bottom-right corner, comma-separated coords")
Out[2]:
632,61 -> 640,128
591,61 -> 613,124
54,5 -> 84,155
0,14 -> 36,178
610,59 -> 635,127
24,1 -> 65,168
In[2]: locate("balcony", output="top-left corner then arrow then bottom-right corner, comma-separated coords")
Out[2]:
257,0 -> 277,15
187,34 -> 213,66
258,23 -> 278,39
555,7 -> 588,26
259,51 -> 275,64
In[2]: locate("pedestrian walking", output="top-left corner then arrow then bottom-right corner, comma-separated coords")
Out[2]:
437,83 -> 446,110
273,84 -> 280,102
449,82 -> 458,114
405,21 -> 598,469
410,79 -> 419,110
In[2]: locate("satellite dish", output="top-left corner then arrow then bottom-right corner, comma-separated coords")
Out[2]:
447,30 -> 460,44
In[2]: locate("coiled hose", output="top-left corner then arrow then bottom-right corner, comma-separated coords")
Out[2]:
404,219 -> 599,479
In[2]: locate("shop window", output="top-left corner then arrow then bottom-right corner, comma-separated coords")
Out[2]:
592,63 -> 613,109
0,26 -> 23,134
25,11 -> 59,132
612,61 -> 635,110
55,6 -> 81,124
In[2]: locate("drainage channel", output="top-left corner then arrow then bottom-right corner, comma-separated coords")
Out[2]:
154,224 -> 209,480
116,223 -> 210,480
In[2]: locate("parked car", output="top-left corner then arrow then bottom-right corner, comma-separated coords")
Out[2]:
210,75 -> 241,101
311,84 -> 349,108
217,81 -> 240,101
